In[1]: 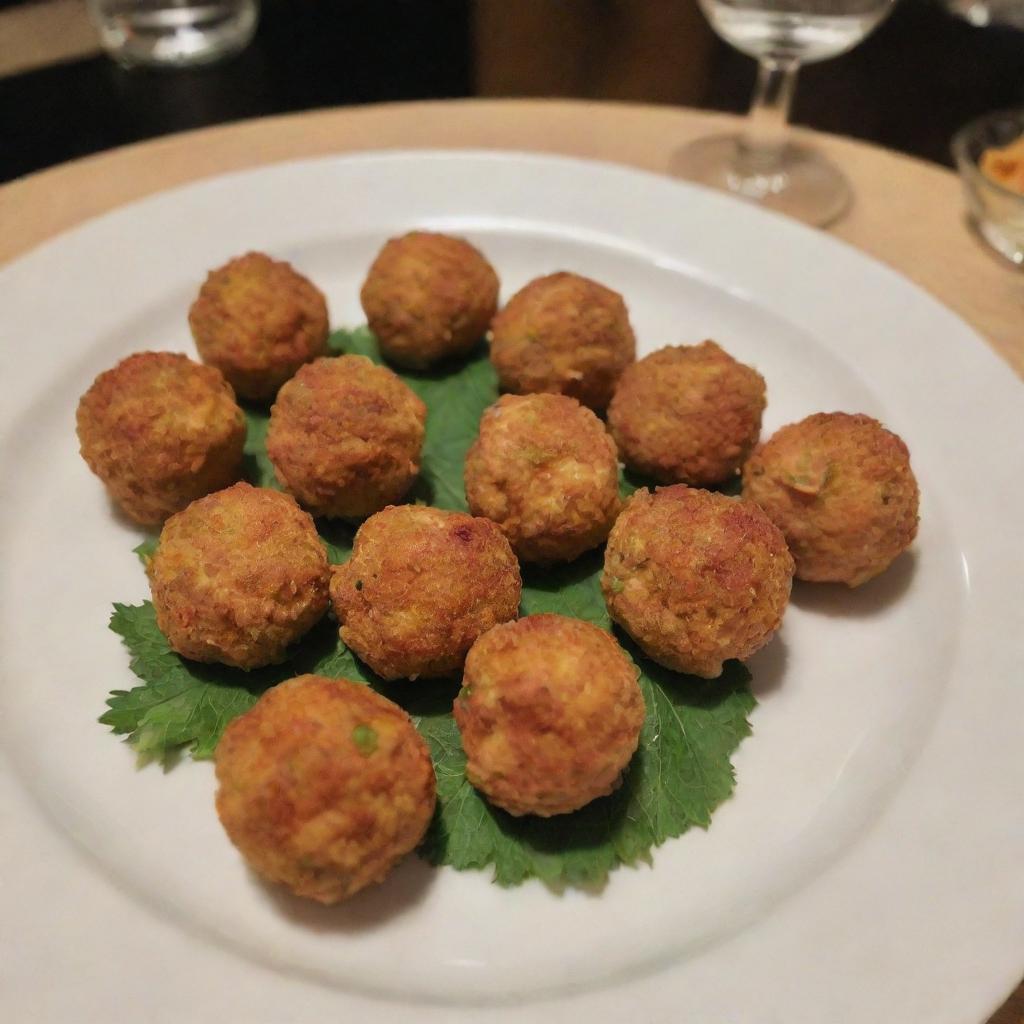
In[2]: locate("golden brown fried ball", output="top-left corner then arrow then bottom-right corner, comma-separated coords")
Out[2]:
149,482 -> 330,669
360,231 -> 499,369
266,355 -> 426,520
76,351 -> 245,526
455,614 -> 645,817
602,485 -> 793,678
608,341 -> 766,487
215,674 -> 436,904
464,393 -> 621,563
330,505 -> 521,681
742,412 -> 919,587
189,252 -> 329,402
489,272 -> 636,411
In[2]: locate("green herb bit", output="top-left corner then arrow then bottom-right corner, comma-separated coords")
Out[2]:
352,724 -> 378,756
521,443 -> 548,466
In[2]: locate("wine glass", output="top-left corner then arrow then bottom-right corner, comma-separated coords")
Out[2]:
671,0 -> 897,226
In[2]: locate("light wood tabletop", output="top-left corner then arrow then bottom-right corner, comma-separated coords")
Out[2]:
1,99 -> 1021,1023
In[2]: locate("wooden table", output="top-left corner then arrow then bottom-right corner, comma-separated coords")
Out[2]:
1,99 -> 1021,1022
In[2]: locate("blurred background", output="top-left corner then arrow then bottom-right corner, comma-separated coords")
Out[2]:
2,0 -> 1023,183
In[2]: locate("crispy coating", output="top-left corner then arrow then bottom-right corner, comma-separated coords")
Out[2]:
76,351 -> 245,525
608,341 -> 766,486
360,232 -> 499,369
149,482 -> 330,669
455,615 -> 644,817
464,393 -> 621,563
266,355 -> 427,520
189,252 -> 329,402
330,505 -> 521,680
742,412 -> 919,586
602,485 -> 793,678
489,272 -> 636,411
215,675 -> 436,904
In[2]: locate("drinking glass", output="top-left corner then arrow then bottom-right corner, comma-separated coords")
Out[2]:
671,0 -> 897,225
87,0 -> 259,68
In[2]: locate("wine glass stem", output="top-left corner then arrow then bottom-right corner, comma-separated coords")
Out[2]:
738,57 -> 800,175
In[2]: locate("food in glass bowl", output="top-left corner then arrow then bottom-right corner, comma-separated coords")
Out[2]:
980,135 -> 1024,195
953,109 -> 1024,265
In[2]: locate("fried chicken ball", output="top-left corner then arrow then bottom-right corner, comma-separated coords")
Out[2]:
602,485 -> 793,678
489,272 -> 636,411
464,393 -> 621,563
608,341 -> 766,487
455,614 -> 645,817
360,231 -> 499,369
266,355 -> 426,520
215,674 -> 436,904
76,351 -> 245,525
189,252 -> 329,402
742,412 -> 919,587
330,505 -> 521,681
149,482 -> 330,669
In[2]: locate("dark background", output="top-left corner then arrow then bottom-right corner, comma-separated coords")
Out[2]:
3,0 -> 1023,184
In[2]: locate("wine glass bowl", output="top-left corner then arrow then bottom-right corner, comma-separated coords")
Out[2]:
698,0 -> 894,64
672,0 -> 897,226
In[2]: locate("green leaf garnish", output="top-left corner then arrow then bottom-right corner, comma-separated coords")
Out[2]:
132,536 -> 158,567
414,566 -> 754,889
101,603 -> 346,765
102,327 -> 756,888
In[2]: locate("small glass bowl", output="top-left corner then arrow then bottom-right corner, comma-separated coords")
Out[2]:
953,109 -> 1024,267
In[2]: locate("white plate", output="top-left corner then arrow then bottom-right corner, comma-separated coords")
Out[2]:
0,151 -> 1021,1024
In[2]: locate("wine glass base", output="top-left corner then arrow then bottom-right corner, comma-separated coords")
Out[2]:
669,133 -> 852,228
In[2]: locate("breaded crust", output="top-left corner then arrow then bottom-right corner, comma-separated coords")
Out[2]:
742,412 -> 919,586
215,674 -> 436,904
76,350 -> 245,525
189,251 -> 329,401
602,485 -> 793,678
148,482 -> 330,669
464,393 -> 621,563
608,341 -> 766,486
360,231 -> 499,369
455,614 -> 645,817
330,505 -> 522,680
489,272 -> 636,411
267,355 -> 427,520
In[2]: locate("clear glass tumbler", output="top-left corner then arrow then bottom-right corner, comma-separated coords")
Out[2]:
952,108 -> 1024,266
87,0 -> 259,68
671,0 -> 896,226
